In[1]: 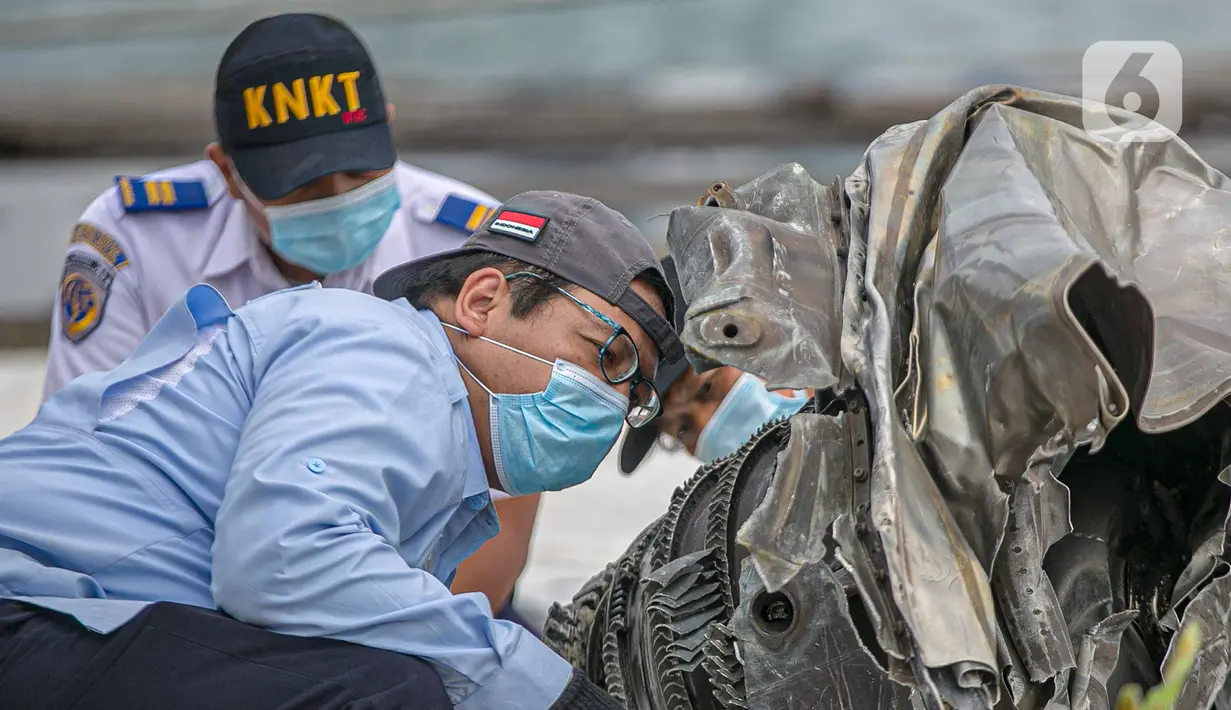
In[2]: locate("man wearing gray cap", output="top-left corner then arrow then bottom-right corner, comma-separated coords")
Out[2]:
0,190 -> 680,709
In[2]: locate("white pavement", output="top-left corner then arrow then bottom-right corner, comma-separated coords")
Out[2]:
0,349 -> 698,628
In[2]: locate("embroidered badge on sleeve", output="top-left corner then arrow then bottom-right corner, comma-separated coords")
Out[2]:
60,221 -> 131,343
69,222 -> 130,270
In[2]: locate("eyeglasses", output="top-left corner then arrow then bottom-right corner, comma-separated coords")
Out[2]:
505,272 -> 661,427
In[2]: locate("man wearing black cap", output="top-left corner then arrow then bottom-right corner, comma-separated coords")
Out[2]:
619,256 -> 812,475
42,13 -> 544,638
0,190 -> 678,708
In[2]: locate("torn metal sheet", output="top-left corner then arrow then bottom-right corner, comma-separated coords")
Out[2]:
833,514 -> 909,665
665,165 -> 847,392
997,610 -> 1044,709
992,457 -> 1075,683
1168,572 -> 1231,710
1067,610 -> 1138,710
1164,467 -> 1231,632
735,412 -> 852,593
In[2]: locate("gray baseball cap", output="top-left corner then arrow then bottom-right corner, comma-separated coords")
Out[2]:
618,255 -> 692,474
374,190 -> 684,365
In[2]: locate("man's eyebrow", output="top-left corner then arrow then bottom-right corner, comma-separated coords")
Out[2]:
576,318 -> 611,340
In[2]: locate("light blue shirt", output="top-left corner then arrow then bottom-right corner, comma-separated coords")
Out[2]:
0,282 -> 573,709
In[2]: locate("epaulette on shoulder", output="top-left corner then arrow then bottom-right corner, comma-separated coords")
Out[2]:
114,175 -> 218,213
434,194 -> 496,234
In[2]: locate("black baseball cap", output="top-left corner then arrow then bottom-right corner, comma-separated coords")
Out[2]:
618,255 -> 692,474
214,13 -> 395,200
374,190 -> 684,367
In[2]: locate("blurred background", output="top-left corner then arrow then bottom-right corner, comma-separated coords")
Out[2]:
0,0 -> 1229,626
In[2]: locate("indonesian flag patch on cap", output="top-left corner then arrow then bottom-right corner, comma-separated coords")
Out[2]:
488,210 -> 549,242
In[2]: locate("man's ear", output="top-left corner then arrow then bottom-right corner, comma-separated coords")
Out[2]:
387,102 -> 396,122
205,143 -> 244,200
453,268 -> 510,337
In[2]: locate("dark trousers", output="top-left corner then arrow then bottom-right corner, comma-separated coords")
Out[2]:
495,585 -> 540,638
0,600 -> 450,710
495,601 -> 538,638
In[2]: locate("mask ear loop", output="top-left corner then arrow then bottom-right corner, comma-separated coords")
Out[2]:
440,321 -> 519,494
440,322 -> 554,367
440,322 -> 559,398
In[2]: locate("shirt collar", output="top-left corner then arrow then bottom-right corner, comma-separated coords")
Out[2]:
405,304 -> 493,501
203,199 -> 262,281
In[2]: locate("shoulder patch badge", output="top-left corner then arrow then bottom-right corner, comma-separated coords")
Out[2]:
434,194 -> 493,234
69,222 -> 130,270
488,209 -> 548,242
59,251 -> 116,344
115,176 -> 210,213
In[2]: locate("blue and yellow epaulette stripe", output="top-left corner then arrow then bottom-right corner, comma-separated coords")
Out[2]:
435,195 -> 494,234
115,176 -> 211,213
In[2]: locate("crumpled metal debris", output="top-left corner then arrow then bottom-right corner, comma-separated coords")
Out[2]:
549,84 -> 1231,710
664,85 -> 1231,709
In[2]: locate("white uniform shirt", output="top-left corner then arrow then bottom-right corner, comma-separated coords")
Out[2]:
44,158 -> 498,400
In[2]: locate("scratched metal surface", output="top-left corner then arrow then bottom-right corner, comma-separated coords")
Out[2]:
646,86 -> 1231,708
840,85 -> 1231,707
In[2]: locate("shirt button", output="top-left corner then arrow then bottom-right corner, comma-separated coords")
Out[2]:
306,458 -> 327,474
467,494 -> 488,510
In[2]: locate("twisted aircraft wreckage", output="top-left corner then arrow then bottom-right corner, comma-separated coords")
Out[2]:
543,85 -> 1231,709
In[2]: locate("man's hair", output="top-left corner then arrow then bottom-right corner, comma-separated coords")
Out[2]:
400,251 -> 574,319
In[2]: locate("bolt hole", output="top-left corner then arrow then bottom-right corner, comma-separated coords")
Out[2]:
751,591 -> 795,636
722,323 -> 740,339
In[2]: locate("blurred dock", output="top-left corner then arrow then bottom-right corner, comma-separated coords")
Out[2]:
4,0 -> 1231,156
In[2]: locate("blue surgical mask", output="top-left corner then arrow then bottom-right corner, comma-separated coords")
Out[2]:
246,170 -> 401,276
694,373 -> 809,464
442,323 -> 629,496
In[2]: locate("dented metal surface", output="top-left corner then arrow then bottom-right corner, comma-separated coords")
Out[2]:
665,164 -> 848,392
735,413 -> 849,593
548,84 -> 1231,710
730,557 -> 913,710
